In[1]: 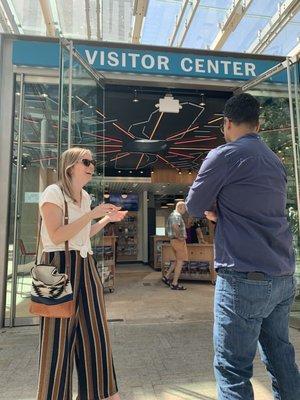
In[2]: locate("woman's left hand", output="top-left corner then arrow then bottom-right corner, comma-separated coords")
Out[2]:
107,210 -> 128,222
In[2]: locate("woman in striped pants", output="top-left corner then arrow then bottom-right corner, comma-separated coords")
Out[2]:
37,147 -> 126,399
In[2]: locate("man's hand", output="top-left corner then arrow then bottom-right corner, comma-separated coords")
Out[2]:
204,211 -> 217,222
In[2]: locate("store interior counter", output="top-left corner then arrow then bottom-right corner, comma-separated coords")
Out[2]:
162,243 -> 216,284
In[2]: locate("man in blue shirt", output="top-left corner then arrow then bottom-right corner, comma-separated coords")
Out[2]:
186,93 -> 300,400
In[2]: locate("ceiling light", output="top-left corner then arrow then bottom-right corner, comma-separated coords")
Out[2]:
133,89 -> 139,103
151,170 -> 154,174
175,197 -> 184,201
104,188 -> 110,199
155,93 -> 182,113
199,93 -> 206,107
188,169 -> 192,174
166,202 -> 174,206
161,203 -> 168,209
129,170 -> 133,174
118,170 -> 121,173
178,170 -> 182,175
121,188 -> 128,199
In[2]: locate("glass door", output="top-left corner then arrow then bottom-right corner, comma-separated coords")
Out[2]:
237,57 -> 300,328
5,74 -> 60,326
59,39 -> 107,259
5,41 -> 106,326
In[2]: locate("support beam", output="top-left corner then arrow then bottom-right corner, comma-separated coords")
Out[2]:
39,0 -> 57,37
173,0 -> 199,47
96,0 -> 102,40
85,0 -> 91,39
247,0 -> 300,54
169,0 -> 189,47
236,59 -> 289,93
210,0 -> 252,50
132,0 -> 149,44
0,0 -> 23,34
0,4 -> 12,33
288,41 -> 300,58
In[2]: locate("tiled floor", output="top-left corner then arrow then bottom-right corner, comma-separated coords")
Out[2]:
0,263 -> 299,399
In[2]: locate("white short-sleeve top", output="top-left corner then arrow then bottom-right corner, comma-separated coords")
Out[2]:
39,183 -> 93,258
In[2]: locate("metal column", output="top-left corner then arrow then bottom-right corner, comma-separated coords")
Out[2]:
0,35 -> 14,328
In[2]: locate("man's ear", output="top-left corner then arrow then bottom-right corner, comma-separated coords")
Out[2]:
227,118 -> 233,130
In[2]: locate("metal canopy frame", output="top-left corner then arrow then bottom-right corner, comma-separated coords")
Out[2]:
0,0 -> 23,34
169,0 -> 190,47
210,0 -> 253,51
132,0 -> 149,44
168,0 -> 200,48
247,0 -> 300,54
0,4 -> 11,33
39,0 -> 57,37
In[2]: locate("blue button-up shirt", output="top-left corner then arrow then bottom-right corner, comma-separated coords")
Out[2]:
186,134 -> 295,276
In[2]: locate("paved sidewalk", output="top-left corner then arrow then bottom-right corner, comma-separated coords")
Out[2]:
0,265 -> 299,399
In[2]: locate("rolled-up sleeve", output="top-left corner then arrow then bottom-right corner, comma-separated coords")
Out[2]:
186,148 -> 228,217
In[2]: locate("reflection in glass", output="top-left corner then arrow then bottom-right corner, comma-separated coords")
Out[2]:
6,79 -> 59,321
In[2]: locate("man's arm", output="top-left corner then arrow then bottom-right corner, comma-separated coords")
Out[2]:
186,148 -> 228,218
172,223 -> 184,240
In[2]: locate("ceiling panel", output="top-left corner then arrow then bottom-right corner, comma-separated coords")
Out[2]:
0,0 -> 299,56
221,0 -> 278,52
183,0 -> 231,49
263,9 -> 300,56
10,0 -> 46,35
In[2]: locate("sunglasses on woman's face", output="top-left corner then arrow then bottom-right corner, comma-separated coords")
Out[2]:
80,158 -> 96,167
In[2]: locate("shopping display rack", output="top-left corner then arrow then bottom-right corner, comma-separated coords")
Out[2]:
93,236 -> 117,293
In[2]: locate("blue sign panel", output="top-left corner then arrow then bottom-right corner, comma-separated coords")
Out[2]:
12,40 -> 286,83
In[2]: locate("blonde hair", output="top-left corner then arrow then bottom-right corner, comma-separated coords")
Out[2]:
58,147 -> 92,203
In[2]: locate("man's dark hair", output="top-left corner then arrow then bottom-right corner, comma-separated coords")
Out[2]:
223,93 -> 260,126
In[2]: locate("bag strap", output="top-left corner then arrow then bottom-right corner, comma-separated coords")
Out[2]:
34,217 -> 42,266
35,186 -> 70,276
63,196 -> 71,276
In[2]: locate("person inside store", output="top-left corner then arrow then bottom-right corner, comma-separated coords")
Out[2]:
162,201 -> 188,290
185,216 -> 207,244
36,147 -> 126,400
186,93 -> 300,400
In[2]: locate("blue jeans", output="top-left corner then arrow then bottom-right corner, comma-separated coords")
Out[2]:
214,268 -> 300,400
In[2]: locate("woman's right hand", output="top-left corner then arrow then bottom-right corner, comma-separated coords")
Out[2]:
91,203 -> 121,219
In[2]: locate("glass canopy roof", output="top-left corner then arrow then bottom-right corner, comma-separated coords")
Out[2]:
0,0 -> 299,57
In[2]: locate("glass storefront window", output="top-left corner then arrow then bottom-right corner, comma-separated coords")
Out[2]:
246,62 -> 300,327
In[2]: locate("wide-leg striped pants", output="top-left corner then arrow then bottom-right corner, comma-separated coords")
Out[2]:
36,251 -> 118,400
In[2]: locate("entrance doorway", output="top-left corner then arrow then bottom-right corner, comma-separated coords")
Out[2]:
4,45 -> 300,327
